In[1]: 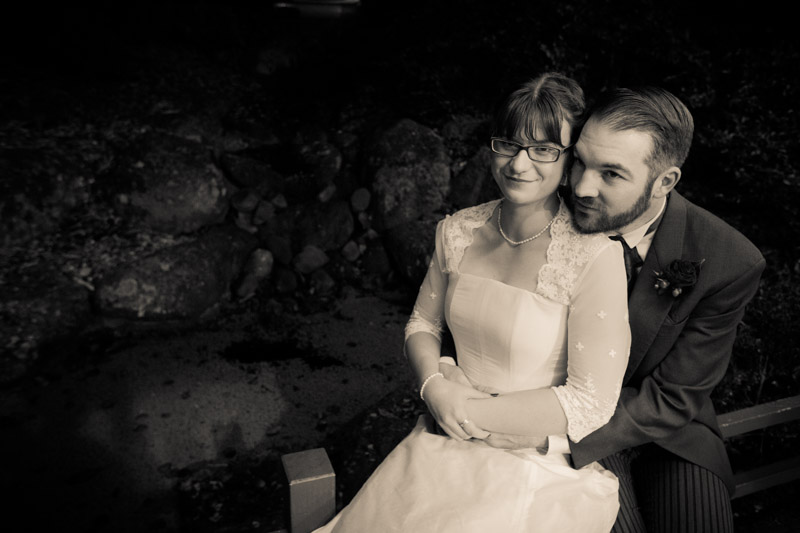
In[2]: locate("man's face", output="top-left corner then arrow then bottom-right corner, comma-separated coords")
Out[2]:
569,118 -> 657,234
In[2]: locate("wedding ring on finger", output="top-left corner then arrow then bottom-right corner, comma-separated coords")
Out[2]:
458,418 -> 470,428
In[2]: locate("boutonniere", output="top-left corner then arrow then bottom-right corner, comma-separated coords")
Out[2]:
654,259 -> 705,297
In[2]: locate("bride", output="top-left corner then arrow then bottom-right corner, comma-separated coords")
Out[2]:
316,72 -> 630,532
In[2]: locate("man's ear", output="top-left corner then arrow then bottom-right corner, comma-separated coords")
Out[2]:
651,166 -> 681,198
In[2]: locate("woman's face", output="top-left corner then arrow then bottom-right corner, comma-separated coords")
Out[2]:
491,119 -> 571,207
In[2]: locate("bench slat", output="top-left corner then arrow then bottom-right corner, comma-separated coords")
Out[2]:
718,395 -> 800,438
732,456 -> 800,499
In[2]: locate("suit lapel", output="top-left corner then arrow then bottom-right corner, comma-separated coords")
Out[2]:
624,191 -> 688,383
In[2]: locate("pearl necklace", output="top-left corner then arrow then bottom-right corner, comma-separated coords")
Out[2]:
497,203 -> 557,246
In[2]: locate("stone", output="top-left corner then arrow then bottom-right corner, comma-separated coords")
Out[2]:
0,264 -> 92,383
367,119 -> 450,230
441,114 -> 491,161
0,135 -> 114,247
293,245 -> 329,275
318,184 -> 337,203
448,146 -> 499,209
291,127 -> 342,191
333,131 -> 359,162
384,216 -> 439,287
252,200 -> 276,226
264,233 -> 293,266
273,266 -> 298,294
291,200 -> 354,252
94,225 -> 257,320
235,211 -> 258,234
230,189 -> 261,213
341,240 -> 360,262
219,153 -> 285,197
350,188 -> 371,212
358,211 -> 372,230
326,255 -> 361,286
272,194 -> 288,209
235,249 -> 274,300
113,132 -> 230,235
310,269 -> 336,295
360,243 -> 392,276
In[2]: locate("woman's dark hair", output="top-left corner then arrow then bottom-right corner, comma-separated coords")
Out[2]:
492,72 -> 586,146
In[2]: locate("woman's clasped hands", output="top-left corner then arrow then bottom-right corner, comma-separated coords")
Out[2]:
421,373 -> 493,441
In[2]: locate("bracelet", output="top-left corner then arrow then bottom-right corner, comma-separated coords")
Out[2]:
419,372 -> 443,402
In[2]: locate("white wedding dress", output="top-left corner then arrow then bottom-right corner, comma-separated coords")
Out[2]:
315,199 -> 631,533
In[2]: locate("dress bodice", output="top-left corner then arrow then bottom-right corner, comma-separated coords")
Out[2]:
445,273 -> 568,393
405,199 -> 631,442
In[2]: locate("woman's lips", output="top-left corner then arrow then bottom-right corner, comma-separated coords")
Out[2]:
505,175 -> 539,183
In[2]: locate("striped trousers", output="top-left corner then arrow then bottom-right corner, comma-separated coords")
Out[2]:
599,445 -> 734,533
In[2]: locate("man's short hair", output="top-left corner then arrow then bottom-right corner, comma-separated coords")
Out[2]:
589,86 -> 694,176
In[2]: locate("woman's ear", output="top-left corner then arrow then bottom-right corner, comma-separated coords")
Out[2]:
652,167 -> 681,198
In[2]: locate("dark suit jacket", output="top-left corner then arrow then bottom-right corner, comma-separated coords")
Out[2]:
569,190 -> 766,495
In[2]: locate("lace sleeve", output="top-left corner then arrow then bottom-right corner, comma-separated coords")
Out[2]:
404,219 -> 448,344
552,241 -> 631,442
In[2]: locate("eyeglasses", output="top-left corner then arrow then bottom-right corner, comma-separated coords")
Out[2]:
490,137 -> 572,163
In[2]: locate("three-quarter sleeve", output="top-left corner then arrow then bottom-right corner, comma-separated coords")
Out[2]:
552,241 -> 631,442
404,220 -> 449,344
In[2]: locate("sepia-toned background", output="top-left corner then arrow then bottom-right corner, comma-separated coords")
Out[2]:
1,1 -> 797,531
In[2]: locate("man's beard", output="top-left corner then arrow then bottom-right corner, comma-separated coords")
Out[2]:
570,185 -> 652,234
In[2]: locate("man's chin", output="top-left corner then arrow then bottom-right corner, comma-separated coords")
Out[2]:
571,210 -> 604,234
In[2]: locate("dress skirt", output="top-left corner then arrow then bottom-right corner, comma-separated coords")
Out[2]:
314,416 -> 619,533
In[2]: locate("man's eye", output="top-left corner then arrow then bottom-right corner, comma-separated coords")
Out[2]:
603,171 -> 621,180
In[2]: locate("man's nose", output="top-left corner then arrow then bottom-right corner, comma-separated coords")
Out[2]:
571,169 -> 599,198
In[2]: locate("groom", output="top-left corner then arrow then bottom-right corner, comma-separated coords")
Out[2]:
443,86 -> 765,532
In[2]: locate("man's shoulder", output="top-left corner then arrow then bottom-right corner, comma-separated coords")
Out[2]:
677,193 -> 764,268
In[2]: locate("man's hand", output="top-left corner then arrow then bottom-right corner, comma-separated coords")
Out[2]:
484,432 -> 548,452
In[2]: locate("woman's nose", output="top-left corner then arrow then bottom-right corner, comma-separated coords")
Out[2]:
509,149 -> 533,172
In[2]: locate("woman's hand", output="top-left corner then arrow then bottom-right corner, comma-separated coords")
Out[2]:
423,376 -> 492,440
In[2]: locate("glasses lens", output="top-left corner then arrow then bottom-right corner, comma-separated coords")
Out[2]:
491,139 -> 521,156
526,146 -> 559,162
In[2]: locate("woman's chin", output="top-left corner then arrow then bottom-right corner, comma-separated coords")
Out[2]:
500,184 -> 559,205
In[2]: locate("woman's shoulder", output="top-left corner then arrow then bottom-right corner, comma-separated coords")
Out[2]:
437,199 -> 500,273
442,199 -> 500,227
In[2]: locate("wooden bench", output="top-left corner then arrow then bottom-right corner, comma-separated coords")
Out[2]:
276,395 -> 800,532
717,395 -> 800,499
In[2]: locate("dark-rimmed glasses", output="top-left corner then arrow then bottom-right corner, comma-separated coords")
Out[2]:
490,137 -> 572,163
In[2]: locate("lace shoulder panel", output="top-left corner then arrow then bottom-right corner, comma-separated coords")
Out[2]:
537,203 -> 616,305
440,200 -> 500,273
